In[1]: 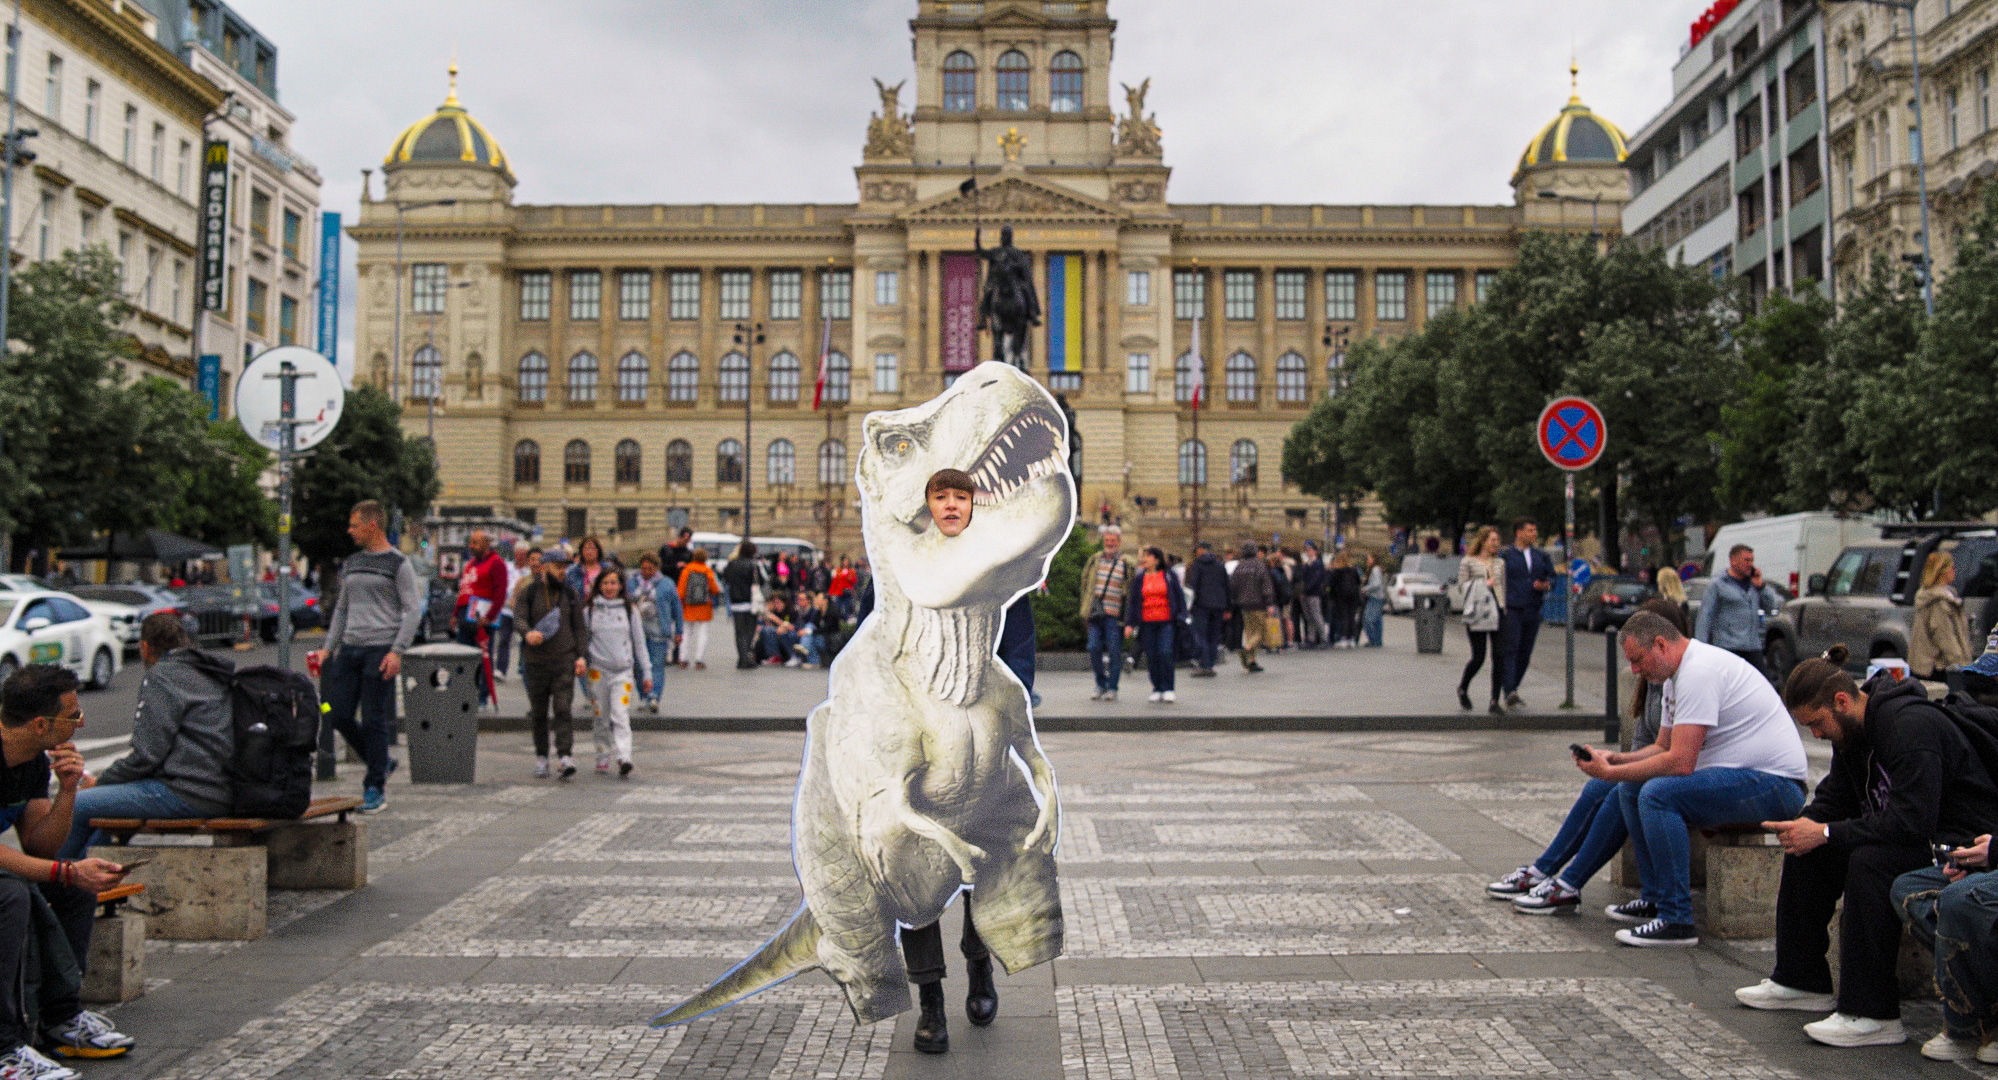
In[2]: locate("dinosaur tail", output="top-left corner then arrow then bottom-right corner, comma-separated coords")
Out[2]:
650,904 -> 823,1028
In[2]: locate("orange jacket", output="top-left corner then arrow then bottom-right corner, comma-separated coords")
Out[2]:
678,563 -> 723,622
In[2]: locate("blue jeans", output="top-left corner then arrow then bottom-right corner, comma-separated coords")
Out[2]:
1362,597 -> 1385,647
1532,777 -> 1630,890
1138,621 -> 1175,693
797,629 -> 823,666
493,612 -> 515,675
59,779 -> 197,860
1189,608 -> 1227,671
644,636 -> 670,702
757,626 -> 799,661
1618,768 -> 1805,926
1896,867 -> 1998,1039
324,643 -> 397,791
1086,614 -> 1124,692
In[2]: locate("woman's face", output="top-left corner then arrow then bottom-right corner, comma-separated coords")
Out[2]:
581,540 -> 601,563
600,573 -> 623,598
1944,561 -> 1958,586
1140,552 -> 1158,571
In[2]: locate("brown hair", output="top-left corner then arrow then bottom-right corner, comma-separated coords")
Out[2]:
351,499 -> 387,530
576,535 -> 604,564
926,469 -> 976,498
139,610 -> 190,655
1784,645 -> 1860,711
1469,526 -> 1501,558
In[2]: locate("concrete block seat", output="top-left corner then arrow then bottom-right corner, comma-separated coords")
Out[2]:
86,796 -> 366,941
83,885 -> 145,1005
1699,823 -> 1781,939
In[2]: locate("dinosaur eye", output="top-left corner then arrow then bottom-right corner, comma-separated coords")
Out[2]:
877,431 -> 913,457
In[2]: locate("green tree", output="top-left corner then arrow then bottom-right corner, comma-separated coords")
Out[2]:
1030,523 -> 1092,651
1785,256 -> 1925,514
159,421 -> 278,548
293,383 -> 439,572
1906,184 -> 1998,517
1717,289 -> 1831,514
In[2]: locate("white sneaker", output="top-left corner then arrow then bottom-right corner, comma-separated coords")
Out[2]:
558,756 -> 577,780
533,756 -> 550,779
784,658 -> 802,667
1486,865 -> 1547,898
1148,692 -> 1163,702
0,1045 -> 78,1079
1161,691 -> 1175,703
1980,1041 -> 1998,1064
1802,1013 -> 1906,1048
595,754 -> 612,774
1734,979 -> 1836,1012
494,669 -> 509,683
1922,1031 -> 1981,1061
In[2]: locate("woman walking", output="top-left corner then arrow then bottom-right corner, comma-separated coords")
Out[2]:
1124,546 -> 1187,703
566,535 -> 611,598
1361,552 -> 1387,647
1655,567 -> 1689,627
1326,552 -> 1362,649
1456,526 -> 1507,714
677,549 -> 723,670
583,567 -> 651,777
1911,552 -> 1973,680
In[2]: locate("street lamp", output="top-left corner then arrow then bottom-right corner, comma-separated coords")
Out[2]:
1832,0 -> 1935,315
390,198 -> 457,402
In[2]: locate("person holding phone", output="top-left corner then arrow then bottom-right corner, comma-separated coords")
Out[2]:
1894,834 -> 1998,1062
1695,544 -> 1783,678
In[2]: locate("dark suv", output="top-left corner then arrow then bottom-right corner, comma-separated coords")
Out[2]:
1770,524 -> 1998,680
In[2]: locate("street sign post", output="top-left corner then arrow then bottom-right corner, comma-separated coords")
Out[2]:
1536,397 -> 1608,710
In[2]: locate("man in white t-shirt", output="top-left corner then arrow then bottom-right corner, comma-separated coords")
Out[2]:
1572,610 -> 1808,947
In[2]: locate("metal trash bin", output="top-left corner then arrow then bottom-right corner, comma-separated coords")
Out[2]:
1413,593 -> 1447,654
400,643 -> 482,783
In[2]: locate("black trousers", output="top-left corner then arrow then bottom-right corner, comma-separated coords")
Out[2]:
522,663 -> 575,757
900,896 -> 989,986
1460,629 -> 1503,700
0,873 -> 85,1049
1328,597 -> 1357,643
1770,842 -> 1933,1019
732,612 -> 758,667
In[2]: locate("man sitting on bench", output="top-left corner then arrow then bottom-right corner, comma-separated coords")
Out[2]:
0,665 -> 138,1078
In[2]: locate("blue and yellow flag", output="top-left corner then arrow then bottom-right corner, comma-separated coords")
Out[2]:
1046,254 -> 1082,373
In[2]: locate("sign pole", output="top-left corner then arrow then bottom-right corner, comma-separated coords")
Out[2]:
271,361 -> 298,674
1536,395 -> 1606,713
1564,472 -> 1575,709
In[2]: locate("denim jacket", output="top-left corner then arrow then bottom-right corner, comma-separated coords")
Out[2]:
1694,572 -> 1782,652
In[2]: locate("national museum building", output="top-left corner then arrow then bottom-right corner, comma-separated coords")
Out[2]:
350,0 -> 1630,555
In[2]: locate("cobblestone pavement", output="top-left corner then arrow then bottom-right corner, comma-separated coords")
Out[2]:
91,726 -> 1966,1080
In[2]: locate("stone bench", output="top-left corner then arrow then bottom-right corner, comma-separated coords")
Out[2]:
81,884 -> 145,1005
1700,824 -> 1781,939
86,796 -> 366,941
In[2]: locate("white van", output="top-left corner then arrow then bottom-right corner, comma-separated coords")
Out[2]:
1697,512 -> 1885,599
688,532 -> 820,562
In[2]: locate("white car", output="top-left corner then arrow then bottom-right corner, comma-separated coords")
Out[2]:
0,574 -> 144,647
0,590 -> 123,689
1387,572 -> 1447,614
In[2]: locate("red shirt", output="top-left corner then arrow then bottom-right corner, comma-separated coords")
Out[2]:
829,567 -> 855,598
456,550 -> 508,619
1140,570 -> 1172,623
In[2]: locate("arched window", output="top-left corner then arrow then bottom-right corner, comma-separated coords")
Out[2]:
1174,350 -> 1205,404
818,439 -> 847,485
665,439 -> 693,484
410,345 -> 441,400
823,351 -> 851,403
943,50 -> 977,112
667,350 -> 699,403
1050,51 -> 1084,113
1275,351 -> 1308,403
1225,350 -> 1257,403
566,351 -> 599,403
767,439 -> 796,485
614,439 -> 641,484
1230,439 -> 1260,486
616,350 -> 648,403
996,50 -> 1030,111
1178,439 -> 1207,485
767,350 -> 800,403
718,351 -> 748,403
563,439 -> 591,485
513,439 -> 540,485
517,351 -> 548,403
716,439 -> 744,484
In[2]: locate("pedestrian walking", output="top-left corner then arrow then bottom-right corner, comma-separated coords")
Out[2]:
1693,543 -> 1782,677
1267,550 -> 1295,650
308,500 -> 422,814
1079,526 -> 1134,701
1326,551 -> 1362,649
1183,541 -> 1230,677
678,550 -> 722,670
631,553 -> 684,712
1911,553 -> 1973,681
583,568 -> 650,778
1295,543 -> 1328,648
1361,552 -> 1387,647
453,529 -> 507,706
722,542 -> 765,670
1456,526 -> 1508,715
1228,542 -> 1275,673
512,547 -> 588,780
492,543 -> 535,683
1124,546 -> 1186,702
566,535 -> 613,599
657,527 -> 695,665
1500,518 -> 1553,708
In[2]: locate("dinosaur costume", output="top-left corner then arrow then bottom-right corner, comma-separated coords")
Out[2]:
656,361 -> 1074,1027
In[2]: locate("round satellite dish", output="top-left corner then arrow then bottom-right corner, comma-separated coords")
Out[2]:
235,346 -> 346,452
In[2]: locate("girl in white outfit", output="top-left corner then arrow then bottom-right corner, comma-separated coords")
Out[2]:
584,568 -> 651,777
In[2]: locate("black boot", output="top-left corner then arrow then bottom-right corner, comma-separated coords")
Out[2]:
1457,686 -> 1473,710
965,955 -> 998,1026
913,981 -> 949,1054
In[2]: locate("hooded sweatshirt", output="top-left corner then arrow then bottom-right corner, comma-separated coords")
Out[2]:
1801,674 -> 1998,849
100,648 -> 235,815
584,596 -> 648,676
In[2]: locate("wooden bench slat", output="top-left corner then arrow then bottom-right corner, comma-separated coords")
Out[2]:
95,884 -> 142,903
89,795 -> 366,836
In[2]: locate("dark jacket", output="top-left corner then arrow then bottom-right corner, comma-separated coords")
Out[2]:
1500,545 -> 1552,610
1327,565 -> 1363,603
1269,562 -> 1293,607
721,557 -> 761,606
1228,558 -> 1275,610
1184,553 -> 1232,612
1124,567 -> 1190,627
1294,557 -> 1327,598
102,647 -> 234,815
1801,675 -> 1998,849
511,574 -> 588,671
657,543 -> 692,590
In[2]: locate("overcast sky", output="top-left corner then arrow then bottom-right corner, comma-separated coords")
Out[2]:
227,0 -> 1706,373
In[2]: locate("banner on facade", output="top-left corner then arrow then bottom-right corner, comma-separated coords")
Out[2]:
197,355 -> 221,422
941,253 -> 978,372
1046,253 -> 1082,373
317,212 -> 341,364
197,140 -> 229,311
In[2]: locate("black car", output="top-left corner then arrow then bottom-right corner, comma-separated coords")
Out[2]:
1575,577 -> 1654,633
177,585 -> 284,643
259,581 -> 324,633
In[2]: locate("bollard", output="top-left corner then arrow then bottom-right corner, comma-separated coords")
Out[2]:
1604,630 -> 1619,743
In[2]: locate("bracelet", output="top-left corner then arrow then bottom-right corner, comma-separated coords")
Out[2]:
50,861 -> 66,886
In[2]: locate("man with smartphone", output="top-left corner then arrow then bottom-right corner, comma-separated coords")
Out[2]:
0,664 -> 139,1077
1695,544 -> 1783,677
1894,834 -> 1998,1063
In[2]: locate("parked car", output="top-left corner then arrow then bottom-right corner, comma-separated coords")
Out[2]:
0,590 -> 122,689
1574,577 -> 1653,633
1767,524 -> 1998,683
0,575 -> 145,649
259,581 -> 323,632
177,584 -> 284,643
1387,572 -> 1446,614
68,584 -> 188,650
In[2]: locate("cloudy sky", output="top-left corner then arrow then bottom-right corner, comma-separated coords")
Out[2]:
228,0 -> 1706,372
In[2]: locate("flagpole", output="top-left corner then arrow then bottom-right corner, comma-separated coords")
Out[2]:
815,313 -> 832,555
1191,309 -> 1202,549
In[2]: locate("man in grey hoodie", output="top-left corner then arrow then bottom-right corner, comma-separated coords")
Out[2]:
307,500 -> 423,813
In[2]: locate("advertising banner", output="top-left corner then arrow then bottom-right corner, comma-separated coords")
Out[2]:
1045,254 -> 1082,373
197,355 -> 221,421
941,254 -> 978,373
198,141 -> 229,311
317,212 -> 341,363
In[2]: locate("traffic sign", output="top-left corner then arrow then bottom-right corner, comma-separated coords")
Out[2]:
1570,559 -> 1592,589
1537,396 -> 1607,471
236,346 -> 344,452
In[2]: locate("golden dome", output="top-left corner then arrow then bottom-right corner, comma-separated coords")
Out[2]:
383,61 -> 512,180
1517,63 -> 1628,172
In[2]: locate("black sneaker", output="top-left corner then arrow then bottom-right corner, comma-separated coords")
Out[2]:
1604,898 -> 1657,925
1615,918 -> 1699,948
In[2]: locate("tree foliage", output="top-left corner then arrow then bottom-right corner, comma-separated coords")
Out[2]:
1029,523 -> 1092,651
292,382 -> 439,564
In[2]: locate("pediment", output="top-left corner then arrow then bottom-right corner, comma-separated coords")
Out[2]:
899,176 -> 1126,224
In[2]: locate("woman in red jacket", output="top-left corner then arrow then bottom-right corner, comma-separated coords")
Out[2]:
1124,546 -> 1188,703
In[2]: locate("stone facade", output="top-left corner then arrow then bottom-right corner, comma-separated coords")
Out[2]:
351,0 -> 1627,558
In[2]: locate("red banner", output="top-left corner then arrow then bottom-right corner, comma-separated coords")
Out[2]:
942,254 -> 979,373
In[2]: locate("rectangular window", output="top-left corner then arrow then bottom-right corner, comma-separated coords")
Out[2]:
1172,270 -> 1205,320
171,258 -> 184,323
667,270 -> 701,319
1840,151 -> 1855,209
819,268 -> 852,319
519,271 -> 551,320
1125,269 -> 1151,306
83,81 -> 98,142
1324,270 -> 1358,320
1947,88 -> 1961,150
1784,49 -> 1816,120
176,140 -> 190,198
1375,271 -> 1408,321
1126,352 -> 1151,393
1475,270 -> 1498,303
1769,165 -> 1785,216
1738,178 -> 1766,239
44,55 -> 59,120
150,123 -> 163,181
278,294 -> 297,345
873,352 -> 899,394
116,231 -> 130,283
618,270 -> 650,320
874,269 -> 899,306
1788,138 -> 1822,204
1425,271 -> 1458,317
143,245 -> 159,311
249,188 -> 270,242
1273,270 -> 1307,320
245,278 -> 267,337
615,507 -> 638,533
1735,101 -> 1764,158
718,269 -> 752,320
564,508 -> 588,540
769,269 -> 802,319
281,209 -> 301,260
1222,270 -> 1255,320
410,263 -> 447,314
36,192 -> 52,259
78,210 -> 93,246
1981,69 -> 1992,134
121,105 -> 136,166
568,269 -> 601,321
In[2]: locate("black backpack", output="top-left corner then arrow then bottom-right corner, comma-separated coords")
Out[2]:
223,663 -> 319,818
1873,675 -> 1998,789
